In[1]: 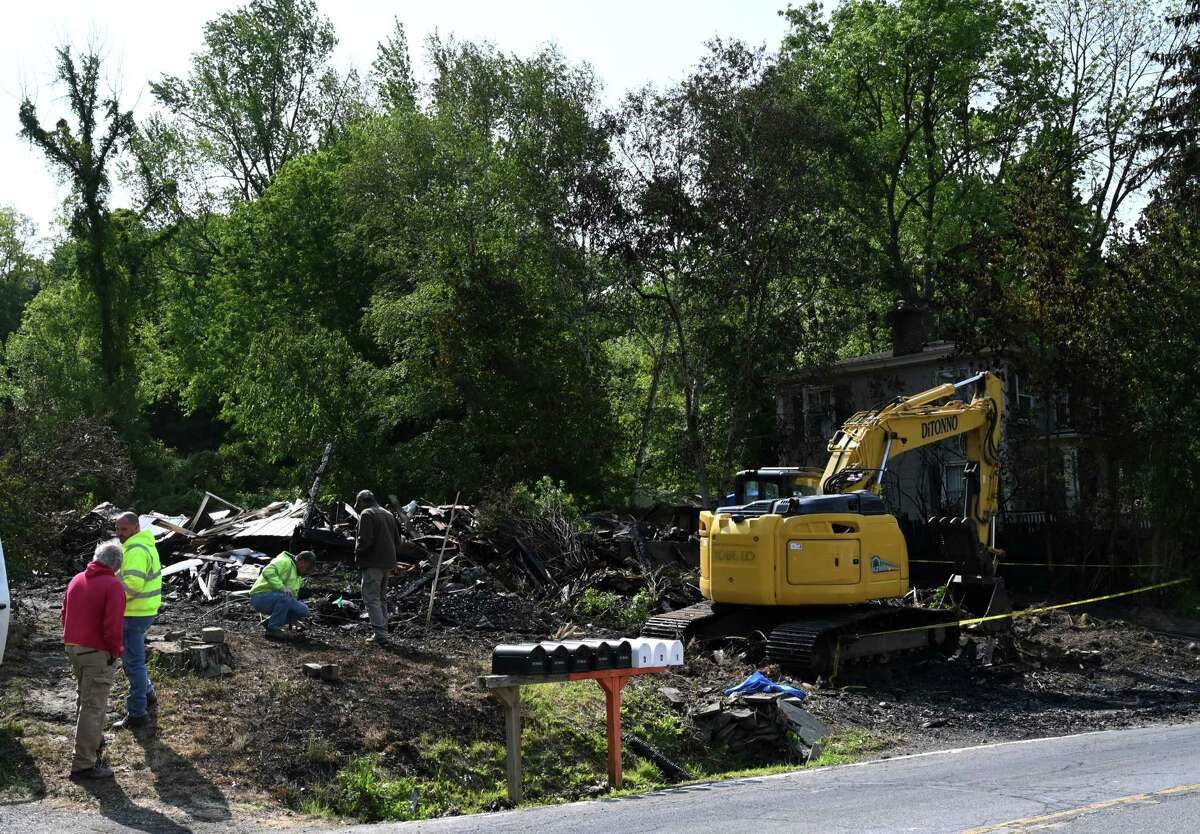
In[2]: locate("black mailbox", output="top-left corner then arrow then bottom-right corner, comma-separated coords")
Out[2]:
577,639 -> 633,669
560,641 -> 595,672
491,644 -> 549,676
543,643 -> 572,675
588,641 -> 614,670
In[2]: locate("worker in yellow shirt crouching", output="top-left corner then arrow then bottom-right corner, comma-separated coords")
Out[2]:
249,550 -> 316,639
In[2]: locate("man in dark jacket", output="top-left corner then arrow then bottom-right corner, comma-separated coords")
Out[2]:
354,490 -> 401,645
61,540 -> 126,780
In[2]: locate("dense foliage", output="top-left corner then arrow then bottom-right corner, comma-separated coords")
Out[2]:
3,0 -> 1198,569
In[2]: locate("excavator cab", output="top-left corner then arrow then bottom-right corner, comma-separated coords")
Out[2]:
721,467 -> 822,509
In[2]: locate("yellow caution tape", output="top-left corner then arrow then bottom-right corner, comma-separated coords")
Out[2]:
910,560 -> 1165,568
860,577 -> 1191,639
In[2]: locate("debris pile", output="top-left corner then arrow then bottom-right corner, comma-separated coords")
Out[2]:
58,490 -> 702,634
688,691 -> 828,762
381,500 -> 701,628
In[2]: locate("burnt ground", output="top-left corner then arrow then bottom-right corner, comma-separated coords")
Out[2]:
2,567 -> 1199,829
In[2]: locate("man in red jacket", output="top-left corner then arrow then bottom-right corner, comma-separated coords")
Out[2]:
61,539 -> 126,779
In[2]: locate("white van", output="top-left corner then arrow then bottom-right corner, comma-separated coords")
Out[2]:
0,538 -> 9,665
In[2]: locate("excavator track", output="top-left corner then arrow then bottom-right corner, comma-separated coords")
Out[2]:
641,602 -> 719,640
643,602 -> 960,679
767,606 -> 959,677
641,601 -> 788,643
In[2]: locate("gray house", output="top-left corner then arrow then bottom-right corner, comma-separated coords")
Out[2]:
775,341 -> 1092,524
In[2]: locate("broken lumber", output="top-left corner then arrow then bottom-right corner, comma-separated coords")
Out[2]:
425,491 -> 462,630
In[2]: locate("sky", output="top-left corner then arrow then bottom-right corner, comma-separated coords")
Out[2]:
0,0 -> 794,239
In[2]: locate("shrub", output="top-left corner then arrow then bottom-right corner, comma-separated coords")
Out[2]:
0,410 -> 132,576
574,587 -> 653,631
476,477 -> 591,580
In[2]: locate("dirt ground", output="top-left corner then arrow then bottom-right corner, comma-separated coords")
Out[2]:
3,566 -> 1199,829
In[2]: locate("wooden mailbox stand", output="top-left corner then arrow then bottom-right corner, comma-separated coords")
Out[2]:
478,666 -> 666,803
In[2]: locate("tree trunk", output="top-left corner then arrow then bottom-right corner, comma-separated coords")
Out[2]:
632,321 -> 670,500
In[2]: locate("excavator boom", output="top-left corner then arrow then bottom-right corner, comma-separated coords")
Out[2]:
821,371 -> 1003,554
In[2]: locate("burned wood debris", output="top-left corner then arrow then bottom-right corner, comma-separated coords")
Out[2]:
688,692 -> 829,763
56,493 -> 703,632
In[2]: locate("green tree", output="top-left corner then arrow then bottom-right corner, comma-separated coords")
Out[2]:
19,46 -> 137,392
347,40 -> 619,498
617,41 -> 853,494
146,146 -> 377,489
1144,0 -> 1200,205
780,0 -> 1049,323
1044,0 -> 1181,250
151,0 -> 340,201
372,18 -> 418,111
0,207 -> 42,341
1105,1 -> 1200,566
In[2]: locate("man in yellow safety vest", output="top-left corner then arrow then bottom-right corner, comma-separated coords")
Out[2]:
249,550 -> 316,639
112,512 -> 162,731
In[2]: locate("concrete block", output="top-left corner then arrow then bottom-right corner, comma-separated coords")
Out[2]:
658,686 -> 685,706
200,627 -> 226,644
303,662 -> 340,682
778,698 -> 829,747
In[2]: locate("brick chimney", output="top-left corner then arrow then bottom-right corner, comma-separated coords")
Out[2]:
889,300 -> 929,356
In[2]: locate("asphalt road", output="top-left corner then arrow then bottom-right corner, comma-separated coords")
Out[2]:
3,723 -> 1198,833
310,722 -> 1200,834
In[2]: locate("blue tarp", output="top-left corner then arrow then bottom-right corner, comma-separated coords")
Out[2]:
723,671 -> 807,700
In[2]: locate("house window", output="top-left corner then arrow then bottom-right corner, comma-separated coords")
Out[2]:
1062,447 -> 1080,511
1055,392 -> 1071,430
943,465 -> 966,511
802,386 -> 837,442
938,367 -> 968,387
1012,373 -> 1035,418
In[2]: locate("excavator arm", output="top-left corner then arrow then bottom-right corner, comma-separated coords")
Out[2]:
820,370 -> 1010,622
821,371 -> 1003,550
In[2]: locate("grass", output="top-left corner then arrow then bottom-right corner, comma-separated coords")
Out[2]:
305,734 -> 340,767
296,684 -> 892,823
302,754 -> 483,822
0,719 -> 45,801
809,729 -> 892,766
144,652 -> 190,682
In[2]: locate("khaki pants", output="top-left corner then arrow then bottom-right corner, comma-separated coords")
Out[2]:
65,645 -> 115,772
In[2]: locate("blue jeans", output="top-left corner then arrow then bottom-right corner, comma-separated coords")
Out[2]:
251,592 -> 309,630
122,615 -> 157,717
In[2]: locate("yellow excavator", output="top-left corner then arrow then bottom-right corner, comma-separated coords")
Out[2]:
643,371 -> 1011,675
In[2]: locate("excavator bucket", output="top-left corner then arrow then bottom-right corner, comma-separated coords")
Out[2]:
928,516 -> 994,576
944,574 -> 1011,634
928,515 -> 1011,633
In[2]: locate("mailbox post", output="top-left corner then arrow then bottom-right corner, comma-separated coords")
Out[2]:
478,666 -> 667,801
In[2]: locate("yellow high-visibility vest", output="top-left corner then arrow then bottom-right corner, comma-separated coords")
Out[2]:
119,528 -> 162,617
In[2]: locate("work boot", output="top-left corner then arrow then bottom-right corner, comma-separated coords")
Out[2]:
264,627 -> 289,641
70,764 -> 115,780
365,633 -> 390,647
112,713 -> 150,731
